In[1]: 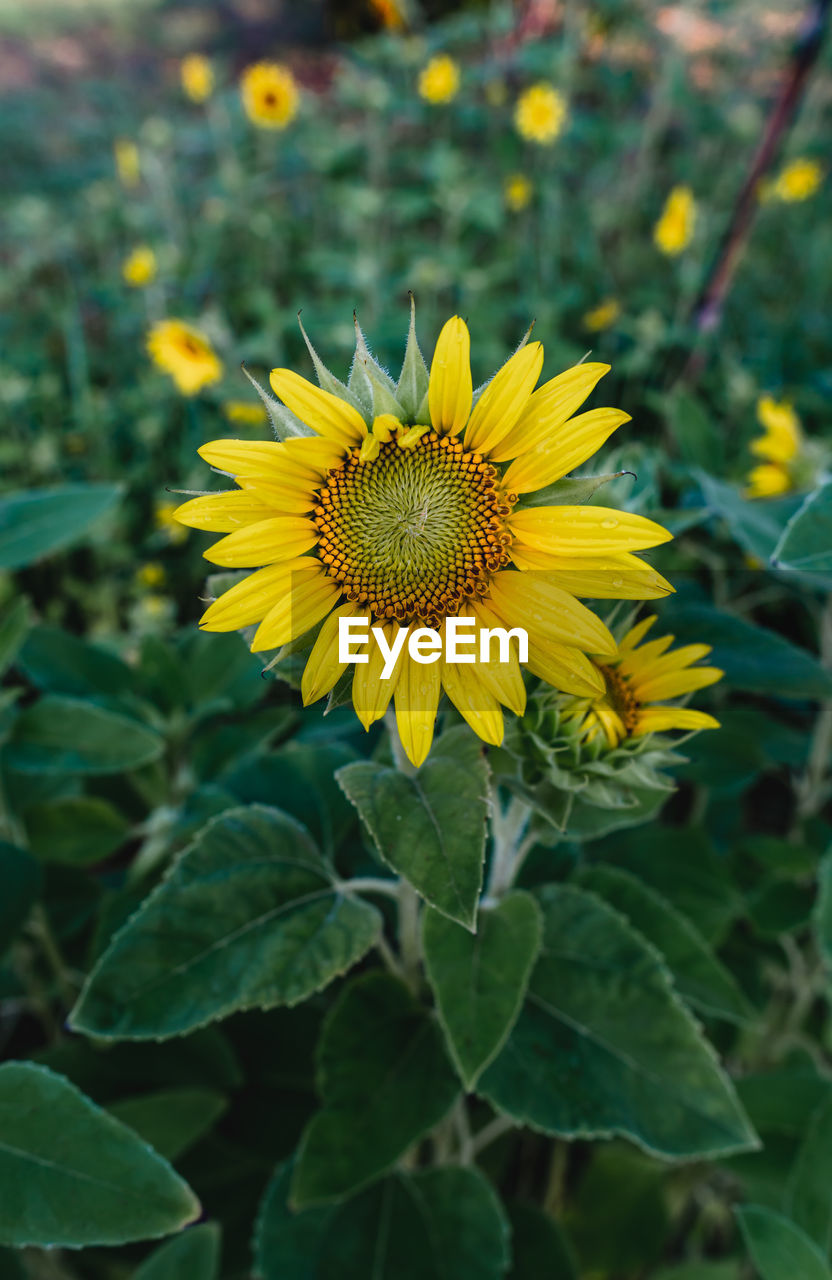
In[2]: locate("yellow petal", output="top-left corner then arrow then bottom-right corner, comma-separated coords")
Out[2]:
301,603 -> 357,705
633,707 -> 720,736
352,621 -> 403,730
487,570 -> 615,656
524,638 -> 605,697
502,408 -> 630,493
488,362 -> 610,461
623,643 -> 712,681
198,437 -> 339,482
394,650 -> 441,768
618,615 -> 658,651
269,369 -> 368,447
464,342 -> 544,456
174,490 -> 274,532
635,666 -> 723,702
236,474 -> 319,514
250,570 -> 341,651
507,550 -> 674,599
428,316 -> 473,436
509,506 -> 672,554
440,651 -> 504,746
468,601 -> 527,716
616,634 -> 675,672
203,516 -> 318,567
199,558 -> 319,631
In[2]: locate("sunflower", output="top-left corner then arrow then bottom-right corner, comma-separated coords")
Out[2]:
147,320 -> 223,396
504,173 -> 533,212
122,245 -> 157,288
582,298 -> 621,332
653,185 -> 696,256
181,54 -> 214,104
567,615 -> 722,747
114,140 -> 140,189
768,158 -> 823,203
418,55 -> 460,105
175,313 -> 673,766
240,62 -> 299,130
745,395 -> 802,498
514,84 -> 567,145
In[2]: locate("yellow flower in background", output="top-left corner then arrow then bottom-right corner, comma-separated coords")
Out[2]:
223,400 -> 268,426
175,313 -> 674,767
241,62 -> 299,130
769,158 -> 823,203
745,395 -> 803,498
654,185 -> 696,256
181,54 -> 214,103
155,501 -> 189,545
514,84 -> 567,145
122,246 -> 157,288
568,615 -> 722,747
147,320 -> 223,396
583,298 -> 621,332
370,0 -> 406,29
418,54 -> 460,105
504,173 -> 533,212
114,140 -> 140,188
137,562 -> 166,588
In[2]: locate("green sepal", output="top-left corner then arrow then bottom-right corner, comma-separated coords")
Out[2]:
361,358 -> 406,420
516,472 -> 628,507
240,365 -> 313,441
349,315 -> 397,415
396,294 -> 430,421
297,314 -> 367,416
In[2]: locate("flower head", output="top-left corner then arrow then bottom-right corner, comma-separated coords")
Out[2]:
583,298 -> 621,332
745,395 -> 803,498
504,173 -> 533,212
567,615 -> 722,748
181,54 -> 214,103
147,320 -> 223,396
114,140 -> 140,188
137,562 -> 166,588
769,158 -> 823,203
653,185 -> 696,256
418,54 -> 460,105
122,245 -> 157,288
223,400 -> 268,426
514,84 -> 567,145
241,62 -> 299,130
175,310 -> 674,767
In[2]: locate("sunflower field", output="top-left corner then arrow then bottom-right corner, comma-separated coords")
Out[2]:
2,0 -> 832,1276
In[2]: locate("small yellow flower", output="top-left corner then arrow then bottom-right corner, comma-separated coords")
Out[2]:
223,400 -> 268,426
240,62 -> 299,130
504,173 -> 533,212
745,395 -> 803,498
147,320 -> 223,396
769,158 -> 823,203
137,562 -> 166,588
583,298 -> 621,332
181,54 -> 214,103
514,84 -> 567,145
122,246 -> 157,288
418,54 -> 460,105
653,185 -> 696,256
155,501 -> 189,545
114,140 -> 140,188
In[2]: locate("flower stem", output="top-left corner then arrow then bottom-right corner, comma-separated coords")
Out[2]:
487,791 -> 533,897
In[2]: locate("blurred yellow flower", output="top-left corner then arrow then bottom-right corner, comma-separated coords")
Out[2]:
514,84 -> 567,145
114,140 -> 140,188
137,562 -> 166,588
745,395 -> 803,498
653,185 -> 696,256
418,54 -> 460,104
122,246 -> 157,288
504,173 -> 533,211
223,400 -> 268,426
583,298 -> 621,332
241,62 -> 299,130
769,158 -> 823,203
155,501 -> 189,544
181,54 -> 214,103
147,320 -> 223,396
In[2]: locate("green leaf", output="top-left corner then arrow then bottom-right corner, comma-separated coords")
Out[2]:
575,867 -> 752,1024
9,696 -> 164,775
25,796 -> 129,865
69,805 -> 381,1040
506,1202 -> 576,1279
396,295 -> 430,420
0,1063 -> 199,1248
18,625 -> 132,698
134,1223 -> 221,1280
654,1265 -> 740,1280
0,483 -> 122,570
0,840 -> 42,951
772,481 -> 832,578
422,892 -> 543,1088
256,1160 -> 510,1279
815,851 -> 832,973
695,472 -> 802,564
0,597 -> 29,678
479,886 -> 758,1160
291,973 -> 459,1206
107,1088 -> 228,1160
736,1205 -> 832,1280
336,727 -> 489,929
785,1091 -> 832,1253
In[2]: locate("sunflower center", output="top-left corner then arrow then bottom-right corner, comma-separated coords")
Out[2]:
596,663 -> 640,734
312,430 -> 515,625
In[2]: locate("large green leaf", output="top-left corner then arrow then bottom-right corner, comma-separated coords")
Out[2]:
25,796 -> 130,865
256,1160 -> 509,1279
134,1223 -> 221,1280
9,696 -> 164,775
576,867 -> 752,1023
736,1205 -> 832,1280
0,1063 -> 199,1247
0,483 -> 122,570
336,727 -> 489,928
479,886 -> 758,1159
291,973 -> 459,1206
69,806 -> 381,1040
17,625 -> 133,698
107,1088 -> 228,1160
0,840 -> 42,951
506,1202 -> 576,1279
695,472 -> 802,564
815,852 -> 832,973
422,892 -> 543,1088
785,1091 -> 832,1254
772,481 -> 832,579
0,597 -> 29,678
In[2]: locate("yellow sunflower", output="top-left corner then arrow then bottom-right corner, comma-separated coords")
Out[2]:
147,320 -> 223,396
768,158 -> 823,203
418,55 -> 460,105
568,615 -> 722,747
582,298 -> 621,332
514,84 -> 567,145
122,245 -> 157,288
240,62 -> 299,130
745,395 -> 802,498
504,173 -> 533,212
175,315 -> 673,766
653,185 -> 696,256
181,54 -> 214,104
